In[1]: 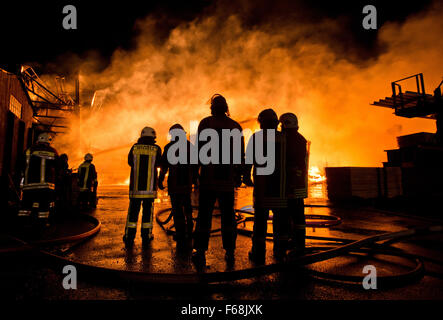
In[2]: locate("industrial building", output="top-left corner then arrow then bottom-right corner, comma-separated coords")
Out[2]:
0,66 -> 77,216
0,68 -> 35,211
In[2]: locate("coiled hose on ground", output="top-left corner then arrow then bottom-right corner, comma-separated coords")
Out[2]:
1,208 -> 442,289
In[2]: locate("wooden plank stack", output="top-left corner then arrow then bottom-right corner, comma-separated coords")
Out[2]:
397,132 -> 437,148
325,167 -> 402,201
372,91 -> 437,119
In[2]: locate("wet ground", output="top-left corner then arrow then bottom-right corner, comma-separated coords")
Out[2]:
1,183 -> 443,300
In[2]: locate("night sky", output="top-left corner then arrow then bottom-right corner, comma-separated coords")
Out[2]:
0,0 -> 433,74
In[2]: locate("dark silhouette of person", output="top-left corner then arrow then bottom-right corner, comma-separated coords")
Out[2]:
77,153 -> 98,210
55,153 -> 73,217
246,109 -> 289,264
279,113 -> 308,255
159,124 -> 198,250
192,94 -> 245,266
18,132 -> 59,228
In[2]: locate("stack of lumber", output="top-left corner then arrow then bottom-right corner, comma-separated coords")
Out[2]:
397,132 -> 436,148
402,167 -> 443,197
325,167 -> 402,200
372,91 -> 437,118
383,132 -> 443,168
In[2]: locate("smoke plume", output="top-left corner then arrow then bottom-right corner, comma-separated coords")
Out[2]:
52,0 -> 442,184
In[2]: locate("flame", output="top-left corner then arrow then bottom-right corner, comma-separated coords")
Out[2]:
308,166 -> 326,183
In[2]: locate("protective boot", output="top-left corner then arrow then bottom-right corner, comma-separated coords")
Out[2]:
191,249 -> 206,267
248,247 -> 265,265
123,234 -> 134,247
225,249 -> 235,265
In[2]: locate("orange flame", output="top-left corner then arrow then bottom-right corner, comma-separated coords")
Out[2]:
308,166 -> 326,184
51,2 -> 442,185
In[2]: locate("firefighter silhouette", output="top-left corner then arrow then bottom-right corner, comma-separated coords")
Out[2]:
158,124 -> 198,250
123,126 -> 162,246
18,132 -> 59,228
192,94 -> 246,266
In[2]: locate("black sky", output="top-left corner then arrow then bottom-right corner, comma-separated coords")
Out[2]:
0,0 -> 434,74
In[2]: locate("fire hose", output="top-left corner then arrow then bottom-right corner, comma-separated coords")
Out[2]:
155,206 -> 441,287
1,209 -> 442,288
155,205 -> 342,236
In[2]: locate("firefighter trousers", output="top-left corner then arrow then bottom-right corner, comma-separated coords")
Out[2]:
170,193 -> 193,243
78,190 -> 96,209
193,189 -> 237,252
19,189 -> 55,225
287,198 -> 306,250
251,207 -> 289,257
124,198 -> 154,241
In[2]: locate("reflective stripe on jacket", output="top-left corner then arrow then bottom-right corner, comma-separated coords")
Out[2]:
284,130 -> 308,199
129,142 -> 161,199
78,161 -> 97,192
23,145 -> 58,191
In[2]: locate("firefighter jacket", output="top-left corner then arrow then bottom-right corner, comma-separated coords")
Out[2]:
283,129 -> 308,199
128,137 -> 162,199
248,130 -> 288,209
22,143 -> 59,191
197,114 -> 245,192
159,139 -> 198,195
77,161 -> 97,192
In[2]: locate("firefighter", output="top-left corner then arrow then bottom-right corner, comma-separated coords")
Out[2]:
192,94 -> 245,266
279,113 -> 308,255
77,153 -> 98,210
158,124 -> 198,249
247,109 -> 289,264
55,153 -> 73,217
18,132 -> 59,227
123,126 -> 162,246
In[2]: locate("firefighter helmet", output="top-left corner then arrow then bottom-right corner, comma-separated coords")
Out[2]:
141,126 -> 156,138
258,108 -> 279,128
84,153 -> 93,161
210,94 -> 229,115
37,132 -> 52,144
169,123 -> 184,132
279,113 -> 299,130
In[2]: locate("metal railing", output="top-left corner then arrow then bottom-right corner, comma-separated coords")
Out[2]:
391,73 -> 426,113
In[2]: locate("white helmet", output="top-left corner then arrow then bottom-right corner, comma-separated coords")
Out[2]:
279,113 -> 299,130
84,153 -> 93,161
141,126 -> 156,138
37,132 -> 52,144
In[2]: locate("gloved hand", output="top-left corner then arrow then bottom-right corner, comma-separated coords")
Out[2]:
158,180 -> 165,190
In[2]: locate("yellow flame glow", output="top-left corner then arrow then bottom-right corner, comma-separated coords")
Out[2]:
309,166 -> 326,183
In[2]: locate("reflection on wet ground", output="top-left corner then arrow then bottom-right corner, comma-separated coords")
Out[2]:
73,184 -> 443,279
65,184 -> 340,274
2,182 -> 443,299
